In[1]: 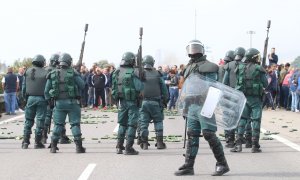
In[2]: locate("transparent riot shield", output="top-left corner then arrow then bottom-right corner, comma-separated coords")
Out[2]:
177,74 -> 246,130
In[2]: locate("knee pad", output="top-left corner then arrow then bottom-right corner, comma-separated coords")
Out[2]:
187,130 -> 201,138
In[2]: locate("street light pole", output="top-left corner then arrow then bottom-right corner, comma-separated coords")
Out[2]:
247,30 -> 256,48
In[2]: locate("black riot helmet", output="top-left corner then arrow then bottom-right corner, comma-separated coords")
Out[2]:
186,39 -> 205,57
223,50 -> 235,62
49,53 -> 60,66
234,47 -> 246,61
32,54 -> 46,67
242,48 -> 261,63
142,55 -> 155,69
59,53 -> 73,67
120,52 -> 136,67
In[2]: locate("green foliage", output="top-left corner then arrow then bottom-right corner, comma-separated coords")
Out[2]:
12,58 -> 33,72
97,60 -> 109,68
291,56 -> 300,68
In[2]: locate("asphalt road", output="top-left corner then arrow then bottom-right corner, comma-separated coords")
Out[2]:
0,108 -> 300,180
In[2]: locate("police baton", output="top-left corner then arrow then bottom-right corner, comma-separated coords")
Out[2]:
183,116 -> 187,149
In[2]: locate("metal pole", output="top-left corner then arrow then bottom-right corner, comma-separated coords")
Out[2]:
247,30 -> 255,48
194,9 -> 197,39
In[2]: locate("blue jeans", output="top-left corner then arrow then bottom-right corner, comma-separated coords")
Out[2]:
281,85 -> 290,109
290,91 -> 298,111
168,87 -> 179,109
88,87 -> 94,106
4,92 -> 17,114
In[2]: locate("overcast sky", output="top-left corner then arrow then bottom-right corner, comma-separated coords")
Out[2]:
0,0 -> 299,68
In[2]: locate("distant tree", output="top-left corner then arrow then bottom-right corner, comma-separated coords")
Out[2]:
12,58 -> 33,72
0,62 -> 8,74
291,56 -> 300,68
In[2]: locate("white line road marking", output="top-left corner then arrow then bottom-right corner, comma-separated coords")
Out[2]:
78,163 -> 97,180
0,114 -> 24,125
261,128 -> 300,152
113,124 -> 119,133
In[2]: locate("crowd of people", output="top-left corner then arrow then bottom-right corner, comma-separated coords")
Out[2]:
263,62 -> 300,112
75,51 -> 300,114
76,63 -> 186,112
0,42 -> 299,177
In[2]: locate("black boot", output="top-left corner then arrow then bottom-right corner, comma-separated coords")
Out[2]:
75,139 -> 86,153
174,138 -> 195,176
174,158 -> 195,176
203,130 -> 230,176
124,141 -> 139,155
140,141 -> 150,150
251,139 -> 262,153
245,134 -> 252,148
59,128 -> 71,144
155,136 -> 166,149
21,135 -> 30,149
140,137 -> 150,150
230,144 -> 242,152
212,161 -> 230,176
41,128 -> 48,144
225,131 -> 235,148
50,140 -> 59,153
116,139 -> 125,154
34,135 -> 45,149
136,136 -> 142,145
230,135 -> 243,153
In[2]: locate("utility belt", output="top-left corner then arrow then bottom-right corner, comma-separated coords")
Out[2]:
143,97 -> 161,102
56,98 -> 80,104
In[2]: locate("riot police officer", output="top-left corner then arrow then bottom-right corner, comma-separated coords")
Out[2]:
45,53 -> 86,153
139,55 -> 169,150
223,47 -> 252,148
42,54 -> 71,144
21,55 -> 48,149
218,50 -> 234,83
231,48 -> 268,153
112,52 -> 143,155
175,40 -> 229,176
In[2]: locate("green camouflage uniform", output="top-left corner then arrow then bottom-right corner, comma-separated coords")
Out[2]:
45,66 -> 85,152
233,62 -> 268,152
112,66 -> 143,154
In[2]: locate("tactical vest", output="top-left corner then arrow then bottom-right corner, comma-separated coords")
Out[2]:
224,60 -> 240,88
236,63 -> 264,96
183,59 -> 219,80
25,67 -> 48,96
143,69 -> 161,98
114,67 -> 138,101
49,68 -> 77,99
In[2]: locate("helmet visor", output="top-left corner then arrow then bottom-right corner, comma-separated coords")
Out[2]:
186,43 -> 204,55
59,61 -> 69,67
234,55 -> 243,61
224,56 -> 232,62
